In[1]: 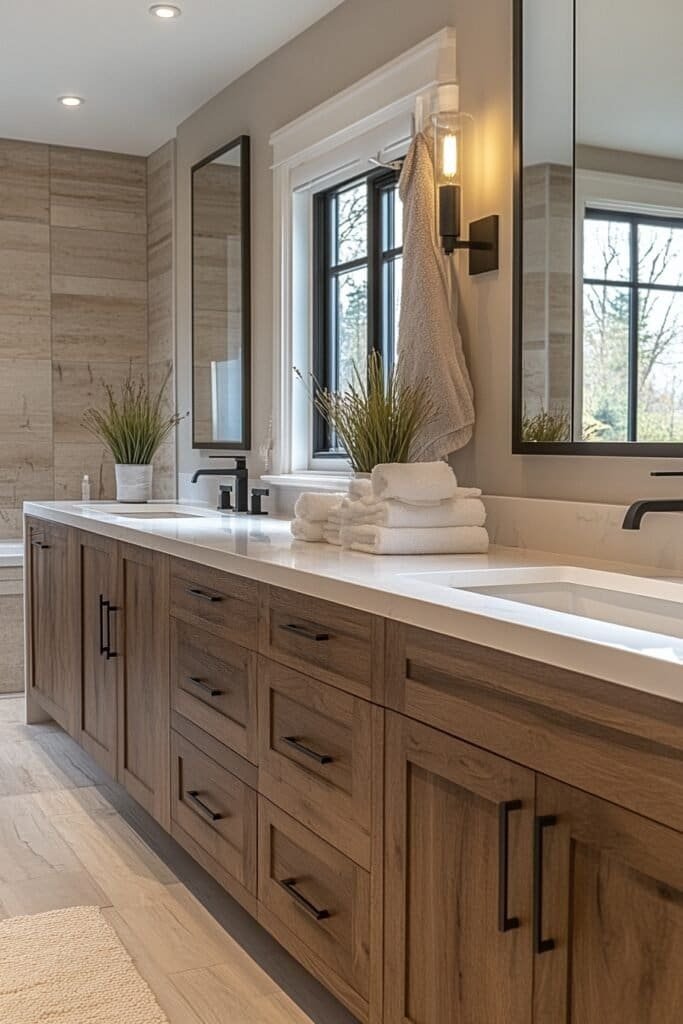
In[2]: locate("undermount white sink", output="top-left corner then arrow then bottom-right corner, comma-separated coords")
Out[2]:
406,566 -> 683,640
76,503 -> 209,520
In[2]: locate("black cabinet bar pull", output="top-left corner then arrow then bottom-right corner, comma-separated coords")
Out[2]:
186,790 -> 223,823
282,736 -> 333,765
278,878 -> 330,921
280,622 -> 330,642
31,540 -> 50,549
186,587 -> 222,603
533,814 -> 557,954
99,594 -> 106,656
105,601 -> 119,660
498,799 -> 522,933
187,676 -> 223,698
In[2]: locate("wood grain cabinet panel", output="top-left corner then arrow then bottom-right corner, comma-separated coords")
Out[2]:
386,621 -> 683,833
171,729 -> 257,914
258,797 -> 375,1023
258,658 -> 376,867
171,618 -> 257,764
170,559 -> 258,648
384,712 -> 535,1024
76,530 -> 118,776
25,519 -> 79,737
117,544 -> 170,828
259,586 -> 383,701
533,776 -> 683,1024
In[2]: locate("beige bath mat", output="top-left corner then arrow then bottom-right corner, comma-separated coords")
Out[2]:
0,905 -> 168,1023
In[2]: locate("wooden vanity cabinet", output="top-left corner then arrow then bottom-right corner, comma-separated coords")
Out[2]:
384,712 -> 535,1024
76,530 -> 119,776
533,776 -> 683,1024
116,542 -> 170,828
25,518 -> 79,736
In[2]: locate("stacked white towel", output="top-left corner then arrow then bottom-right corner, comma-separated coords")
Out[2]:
291,492 -> 344,544
340,463 -> 489,555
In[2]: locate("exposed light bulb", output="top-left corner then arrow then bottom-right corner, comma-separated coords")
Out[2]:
442,133 -> 458,179
149,4 -> 182,17
58,96 -> 84,108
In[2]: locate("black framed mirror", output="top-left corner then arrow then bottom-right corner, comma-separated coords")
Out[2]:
191,135 -> 251,450
513,0 -> 683,456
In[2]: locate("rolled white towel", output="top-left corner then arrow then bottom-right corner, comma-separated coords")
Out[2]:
341,496 -> 486,529
323,525 -> 342,546
340,524 -> 489,555
294,492 -> 345,522
291,519 -> 326,542
371,462 -> 459,504
348,477 -> 373,501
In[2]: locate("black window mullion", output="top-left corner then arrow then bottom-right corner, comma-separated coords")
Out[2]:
628,215 -> 639,442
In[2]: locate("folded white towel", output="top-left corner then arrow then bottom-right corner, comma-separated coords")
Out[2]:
294,492 -> 345,522
340,524 -> 489,555
291,519 -> 326,542
371,462 -> 458,504
323,525 -> 342,546
340,496 -> 486,529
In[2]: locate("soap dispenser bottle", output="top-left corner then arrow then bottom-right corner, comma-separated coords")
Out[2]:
81,474 -> 91,502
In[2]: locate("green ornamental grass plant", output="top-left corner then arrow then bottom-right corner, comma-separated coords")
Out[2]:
297,352 -> 434,473
82,366 -> 184,465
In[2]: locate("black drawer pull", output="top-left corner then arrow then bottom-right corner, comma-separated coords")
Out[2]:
104,601 -> 119,660
186,587 -> 222,604
280,623 -> 330,642
279,878 -> 330,921
498,799 -> 522,933
187,676 -> 223,698
31,540 -> 50,549
533,814 -> 557,955
99,594 -> 106,656
186,790 -> 223,823
282,736 -> 333,765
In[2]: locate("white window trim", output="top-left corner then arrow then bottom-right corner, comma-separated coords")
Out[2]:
574,169 -> 683,431
270,27 -> 457,483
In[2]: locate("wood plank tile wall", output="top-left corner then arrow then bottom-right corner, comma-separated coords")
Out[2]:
0,137 -> 176,536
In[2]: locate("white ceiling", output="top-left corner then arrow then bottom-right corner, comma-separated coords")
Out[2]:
577,0 -> 683,160
0,0 -> 344,155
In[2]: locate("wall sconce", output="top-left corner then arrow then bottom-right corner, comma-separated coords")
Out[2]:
431,106 -> 499,275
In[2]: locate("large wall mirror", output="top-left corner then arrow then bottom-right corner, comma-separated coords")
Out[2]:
191,135 -> 251,450
514,0 -> 683,455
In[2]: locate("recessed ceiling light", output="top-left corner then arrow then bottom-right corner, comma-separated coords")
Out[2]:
58,95 -> 84,108
149,4 -> 181,17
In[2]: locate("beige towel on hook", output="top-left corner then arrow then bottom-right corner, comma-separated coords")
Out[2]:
397,132 -> 475,459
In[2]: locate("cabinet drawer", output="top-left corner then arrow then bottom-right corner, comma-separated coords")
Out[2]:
258,658 -> 376,867
171,731 -> 257,911
259,586 -> 383,700
170,559 -> 258,648
258,798 -> 371,1020
171,618 -> 257,763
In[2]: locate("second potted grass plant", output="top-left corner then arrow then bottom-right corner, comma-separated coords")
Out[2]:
83,367 -> 184,503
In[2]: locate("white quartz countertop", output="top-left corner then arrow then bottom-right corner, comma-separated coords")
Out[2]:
24,500 -> 683,705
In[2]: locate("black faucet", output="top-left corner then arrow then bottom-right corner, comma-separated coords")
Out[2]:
622,472 -> 683,530
191,456 -> 249,513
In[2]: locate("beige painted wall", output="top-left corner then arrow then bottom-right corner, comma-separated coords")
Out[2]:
175,0 -> 683,506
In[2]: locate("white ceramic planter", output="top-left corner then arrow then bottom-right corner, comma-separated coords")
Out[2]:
115,464 -> 153,503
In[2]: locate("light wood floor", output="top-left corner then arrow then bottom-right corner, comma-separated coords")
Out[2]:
0,695 -> 356,1024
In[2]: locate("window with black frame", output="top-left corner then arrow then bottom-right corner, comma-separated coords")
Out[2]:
582,209 -> 683,443
312,169 -> 403,456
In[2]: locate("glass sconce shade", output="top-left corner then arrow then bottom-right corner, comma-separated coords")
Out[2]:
431,111 -> 466,254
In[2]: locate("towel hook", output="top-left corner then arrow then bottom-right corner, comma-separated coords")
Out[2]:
369,154 -> 405,173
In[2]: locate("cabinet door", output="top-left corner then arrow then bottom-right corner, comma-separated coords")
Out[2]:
385,713 -> 535,1024
533,776 -> 683,1024
78,531 -> 118,776
117,544 -> 170,829
26,520 -> 78,735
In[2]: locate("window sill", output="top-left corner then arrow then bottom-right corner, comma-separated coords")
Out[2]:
262,472 -> 352,493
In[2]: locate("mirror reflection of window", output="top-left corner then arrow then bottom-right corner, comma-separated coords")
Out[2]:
519,0 -> 683,450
